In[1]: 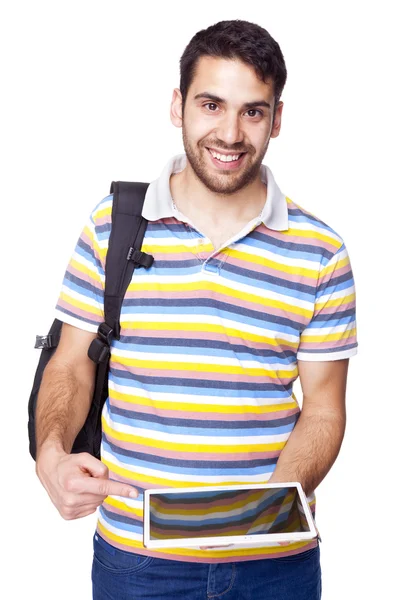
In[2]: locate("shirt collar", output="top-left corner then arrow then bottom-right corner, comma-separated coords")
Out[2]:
142,153 -> 289,231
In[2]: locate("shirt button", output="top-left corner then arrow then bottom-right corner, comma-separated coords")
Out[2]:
203,263 -> 219,274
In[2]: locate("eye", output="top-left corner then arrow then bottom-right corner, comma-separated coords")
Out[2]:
204,103 -> 219,112
245,109 -> 263,118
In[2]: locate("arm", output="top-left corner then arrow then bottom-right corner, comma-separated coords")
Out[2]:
36,323 -> 138,520
36,323 -> 97,457
269,358 -> 349,496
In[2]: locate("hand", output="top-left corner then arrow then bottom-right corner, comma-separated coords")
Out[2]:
36,443 -> 138,520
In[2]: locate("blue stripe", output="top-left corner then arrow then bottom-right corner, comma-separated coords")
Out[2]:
222,263 -> 316,299
304,315 -> 355,329
120,305 -> 301,337
109,369 -> 292,394
75,238 -> 104,274
298,341 -> 357,354
116,336 -> 297,362
317,273 -> 354,296
63,273 -> 102,299
122,298 -> 305,332
109,406 -> 297,430
55,306 -> 100,327
102,435 -> 280,470
288,211 -> 337,235
220,267 -> 315,303
244,231 -> 335,261
100,506 -> 142,533
108,410 -> 296,437
102,440 -> 277,476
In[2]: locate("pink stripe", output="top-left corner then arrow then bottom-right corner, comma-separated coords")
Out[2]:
109,399 -> 299,422
96,215 -> 112,227
300,335 -> 357,350
103,502 -> 143,522
119,327 -> 296,351
260,225 -> 340,253
319,264 -> 352,283
228,256 -> 318,286
67,264 -> 103,291
123,289 -> 310,325
317,301 -> 356,315
111,367 -> 295,385
103,435 -> 281,461
56,299 -> 102,322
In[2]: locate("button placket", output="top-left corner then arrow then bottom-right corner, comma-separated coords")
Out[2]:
184,222 -> 212,264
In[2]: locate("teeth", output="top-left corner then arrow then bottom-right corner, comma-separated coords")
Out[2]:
210,150 -> 241,162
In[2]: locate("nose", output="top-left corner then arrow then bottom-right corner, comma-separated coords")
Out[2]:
216,110 -> 244,146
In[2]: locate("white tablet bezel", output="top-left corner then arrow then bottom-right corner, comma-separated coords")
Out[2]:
143,482 -> 317,549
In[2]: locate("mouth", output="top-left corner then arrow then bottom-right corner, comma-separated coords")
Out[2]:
206,147 -> 247,170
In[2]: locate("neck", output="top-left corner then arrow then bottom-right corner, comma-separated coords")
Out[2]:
170,161 -> 267,227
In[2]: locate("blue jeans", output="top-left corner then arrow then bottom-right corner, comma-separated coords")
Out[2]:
92,534 -> 322,600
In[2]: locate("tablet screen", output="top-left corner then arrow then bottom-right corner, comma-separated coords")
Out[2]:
147,485 -> 311,542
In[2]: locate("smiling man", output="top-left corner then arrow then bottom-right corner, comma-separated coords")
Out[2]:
35,20 -> 357,600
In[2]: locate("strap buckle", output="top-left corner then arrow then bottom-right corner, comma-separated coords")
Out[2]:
97,322 -> 114,345
127,247 -> 154,269
88,338 -> 110,364
35,334 -> 55,350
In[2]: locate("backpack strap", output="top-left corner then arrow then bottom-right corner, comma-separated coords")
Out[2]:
105,181 -> 152,339
88,181 -> 152,364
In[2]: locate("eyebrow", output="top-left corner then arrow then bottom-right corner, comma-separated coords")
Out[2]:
194,92 -> 271,110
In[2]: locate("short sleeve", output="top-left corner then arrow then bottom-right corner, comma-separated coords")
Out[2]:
54,196 -> 112,333
297,243 -> 357,361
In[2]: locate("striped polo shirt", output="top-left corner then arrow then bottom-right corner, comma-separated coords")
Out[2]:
55,154 -> 357,562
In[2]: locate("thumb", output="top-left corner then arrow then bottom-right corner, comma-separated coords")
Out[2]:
75,452 -> 109,478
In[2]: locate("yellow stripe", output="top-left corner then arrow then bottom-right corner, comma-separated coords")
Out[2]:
97,520 -> 311,557
104,496 -> 143,517
109,390 -> 299,415
228,248 -> 319,279
284,227 -> 342,248
126,280 -> 313,319
320,256 -> 349,278
59,291 -> 103,316
141,243 -> 208,254
301,326 -> 356,343
119,321 -> 299,348
114,356 -> 295,378
69,257 -> 103,284
103,457 -> 278,487
102,419 -> 285,453
94,205 -> 112,220
315,292 -> 355,310
80,224 -> 105,261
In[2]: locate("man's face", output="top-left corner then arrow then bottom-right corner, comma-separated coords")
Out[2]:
171,56 -> 282,195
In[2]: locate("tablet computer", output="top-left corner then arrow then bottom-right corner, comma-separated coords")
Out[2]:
143,482 -> 317,549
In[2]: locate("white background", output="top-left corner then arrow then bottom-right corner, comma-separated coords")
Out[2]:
1,1 -> 399,598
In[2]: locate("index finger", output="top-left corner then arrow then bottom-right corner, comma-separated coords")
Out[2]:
80,477 -> 139,498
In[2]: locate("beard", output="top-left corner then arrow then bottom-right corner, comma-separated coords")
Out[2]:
182,124 -> 269,195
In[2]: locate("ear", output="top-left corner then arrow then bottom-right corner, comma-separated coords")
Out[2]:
170,88 -> 183,128
270,101 -> 284,139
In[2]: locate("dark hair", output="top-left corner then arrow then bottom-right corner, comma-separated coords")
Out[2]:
180,20 -> 287,108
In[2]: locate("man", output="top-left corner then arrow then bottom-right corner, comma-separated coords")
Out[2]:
35,19 -> 357,600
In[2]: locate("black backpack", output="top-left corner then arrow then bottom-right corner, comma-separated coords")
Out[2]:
28,181 -> 153,461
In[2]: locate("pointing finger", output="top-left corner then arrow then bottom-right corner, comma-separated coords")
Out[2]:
78,477 -> 139,498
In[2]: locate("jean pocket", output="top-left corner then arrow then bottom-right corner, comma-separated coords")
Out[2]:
93,534 -> 154,575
